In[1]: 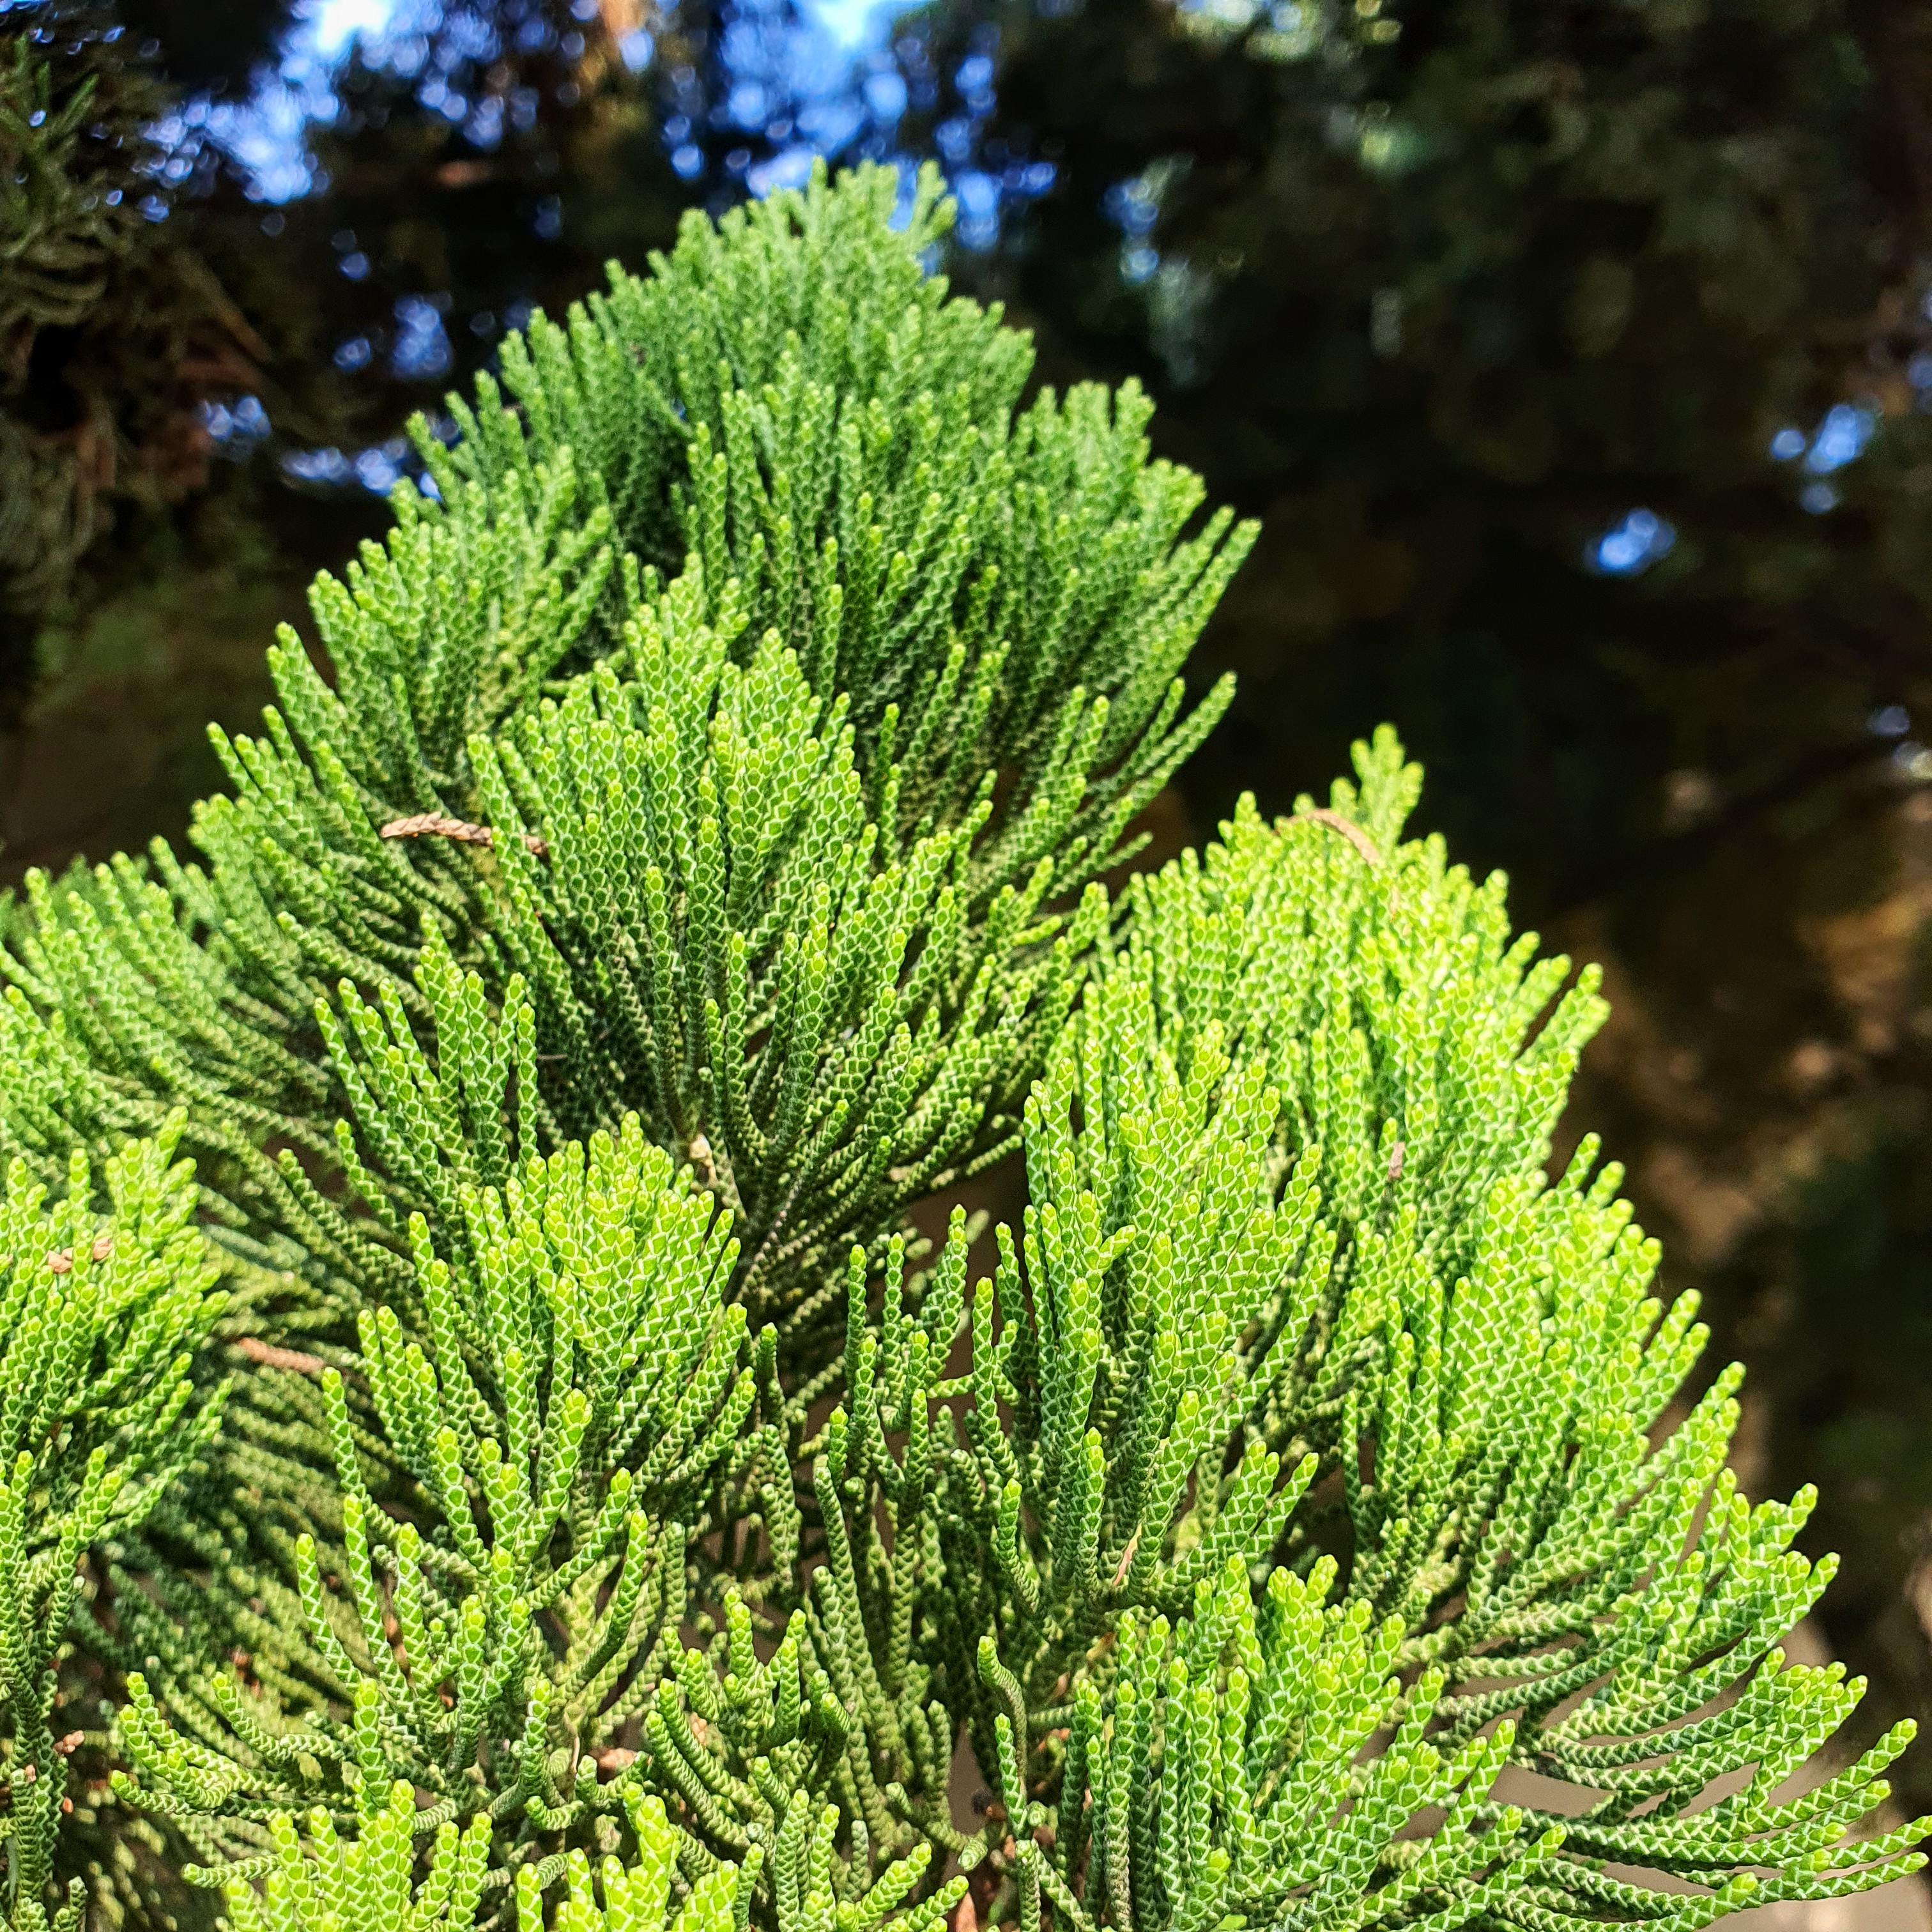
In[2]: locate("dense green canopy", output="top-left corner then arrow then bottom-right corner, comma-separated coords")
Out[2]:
6,0 -> 1932,1830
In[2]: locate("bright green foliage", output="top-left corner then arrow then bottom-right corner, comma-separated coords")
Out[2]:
1019,1568 -> 1556,1932
210,1784 -> 959,1932
0,162 -> 1920,1932
0,168 -> 1199,1808
604,1567 -> 976,1912
0,1124 -> 227,1932
934,737 -> 1608,1777
941,1000 -> 1330,1784
0,453 -> 608,1259
650,1230 -> 985,1878
1345,1133 -> 1925,1920
1103,733 -> 1607,1264
806,747 -> 1927,1929
213,1786 -> 492,1932
464,634 -> 1106,1334
413,163 -> 1254,878
111,1121 -> 765,1893
0,163 -> 1231,1359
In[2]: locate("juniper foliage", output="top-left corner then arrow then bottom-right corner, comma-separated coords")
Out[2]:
211,1784 -> 958,1932
0,1124 -> 227,1932
0,163 -> 1920,1932
112,1124 -> 760,1881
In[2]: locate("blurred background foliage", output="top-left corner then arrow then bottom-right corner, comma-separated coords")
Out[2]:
7,0 -> 1932,1830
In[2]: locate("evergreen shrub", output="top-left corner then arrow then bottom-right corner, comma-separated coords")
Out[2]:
0,162 -> 1922,1932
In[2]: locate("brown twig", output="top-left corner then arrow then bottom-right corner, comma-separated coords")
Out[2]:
1298,806 -> 1382,867
234,1336 -> 328,1375
378,813 -> 549,859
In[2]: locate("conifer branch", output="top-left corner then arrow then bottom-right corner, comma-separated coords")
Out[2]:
0,1123 -> 227,1932
0,162 -> 1916,1932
